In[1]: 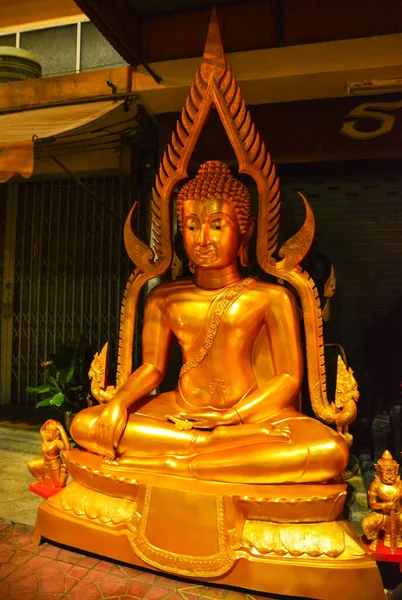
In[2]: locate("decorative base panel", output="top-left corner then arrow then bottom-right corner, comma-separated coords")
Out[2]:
33,478 -> 385,600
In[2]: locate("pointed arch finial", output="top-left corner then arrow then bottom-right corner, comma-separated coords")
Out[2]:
200,7 -> 226,81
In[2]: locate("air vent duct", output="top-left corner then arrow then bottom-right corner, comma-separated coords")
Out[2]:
0,47 -> 42,83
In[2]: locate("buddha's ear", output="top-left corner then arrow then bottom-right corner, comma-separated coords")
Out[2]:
239,218 -> 255,267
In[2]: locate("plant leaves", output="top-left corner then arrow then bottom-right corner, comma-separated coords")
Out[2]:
68,385 -> 83,392
47,376 -> 60,389
50,392 -> 65,407
26,384 -> 52,393
36,398 -> 52,408
65,364 -> 75,384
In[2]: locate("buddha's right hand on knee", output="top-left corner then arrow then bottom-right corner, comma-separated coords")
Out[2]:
261,423 -> 292,441
93,398 -> 127,459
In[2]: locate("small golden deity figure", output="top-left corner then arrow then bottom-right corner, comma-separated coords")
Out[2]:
32,11 -> 385,600
28,420 -> 70,491
362,450 -> 402,553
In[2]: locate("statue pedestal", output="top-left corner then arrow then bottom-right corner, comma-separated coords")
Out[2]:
31,449 -> 386,600
29,482 -> 64,500
363,538 -> 402,574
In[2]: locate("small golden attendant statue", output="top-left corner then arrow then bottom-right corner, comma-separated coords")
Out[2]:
362,450 -> 402,553
33,11 -> 384,600
28,420 -> 70,490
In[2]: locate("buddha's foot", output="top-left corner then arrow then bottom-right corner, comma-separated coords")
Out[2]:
115,453 -> 192,476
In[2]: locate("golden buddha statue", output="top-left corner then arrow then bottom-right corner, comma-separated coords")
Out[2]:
72,159 -> 348,484
32,11 -> 385,600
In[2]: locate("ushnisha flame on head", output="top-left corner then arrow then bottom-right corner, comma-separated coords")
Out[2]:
177,161 -> 251,234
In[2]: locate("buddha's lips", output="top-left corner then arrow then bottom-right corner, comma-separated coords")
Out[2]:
195,247 -> 215,256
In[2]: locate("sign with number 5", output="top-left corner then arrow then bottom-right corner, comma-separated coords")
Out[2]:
341,100 -> 402,140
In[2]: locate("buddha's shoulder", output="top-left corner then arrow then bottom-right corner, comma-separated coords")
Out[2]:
148,277 -> 296,305
251,278 -> 296,300
250,279 -> 296,307
147,278 -> 194,301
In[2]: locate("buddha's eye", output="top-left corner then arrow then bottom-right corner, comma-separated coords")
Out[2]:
211,220 -> 224,230
186,220 -> 199,231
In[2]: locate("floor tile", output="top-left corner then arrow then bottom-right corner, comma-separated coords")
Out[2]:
145,585 -> 176,600
39,544 -> 61,558
135,571 -> 160,584
25,554 -> 53,570
82,568 -> 106,583
202,587 -> 229,599
180,593 -> 206,600
78,555 -> 100,568
10,548 -> 34,565
179,587 -> 206,598
58,548 -> 85,564
127,580 -> 152,598
5,564 -> 34,582
0,581 -> 10,598
156,576 -> 179,590
68,564 -> 90,580
95,558 -> 116,572
99,577 -> 129,597
67,580 -> 103,600
8,570 -> 38,594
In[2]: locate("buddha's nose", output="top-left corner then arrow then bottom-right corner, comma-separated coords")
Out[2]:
197,224 -> 211,246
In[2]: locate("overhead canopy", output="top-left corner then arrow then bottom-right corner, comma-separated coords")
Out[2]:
0,99 -> 124,183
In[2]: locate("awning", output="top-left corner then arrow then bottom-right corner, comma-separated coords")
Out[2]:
0,99 -> 124,183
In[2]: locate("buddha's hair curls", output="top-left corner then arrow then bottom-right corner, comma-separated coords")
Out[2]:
176,161 -> 251,234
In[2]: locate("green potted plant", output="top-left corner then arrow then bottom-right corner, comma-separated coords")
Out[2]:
27,335 -> 94,431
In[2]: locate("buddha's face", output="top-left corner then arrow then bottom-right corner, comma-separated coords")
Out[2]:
182,198 -> 242,269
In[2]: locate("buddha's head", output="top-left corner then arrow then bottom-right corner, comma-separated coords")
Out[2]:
375,450 -> 400,485
177,161 -> 253,270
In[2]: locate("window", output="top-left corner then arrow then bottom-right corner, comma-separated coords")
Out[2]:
0,34 -> 17,47
20,26 -> 76,77
0,20 -> 127,77
81,22 -> 126,71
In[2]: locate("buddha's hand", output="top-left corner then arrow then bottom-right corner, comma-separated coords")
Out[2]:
93,398 -> 127,460
167,408 -> 241,430
263,423 -> 292,441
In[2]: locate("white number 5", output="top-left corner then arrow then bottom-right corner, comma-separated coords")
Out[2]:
341,100 -> 402,140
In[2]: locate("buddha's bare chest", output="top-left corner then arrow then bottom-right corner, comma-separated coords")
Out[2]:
165,290 -> 264,346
